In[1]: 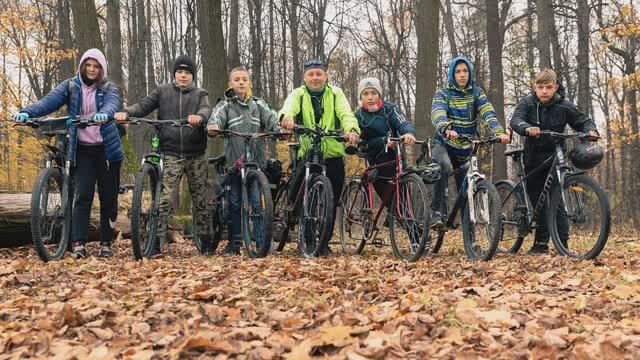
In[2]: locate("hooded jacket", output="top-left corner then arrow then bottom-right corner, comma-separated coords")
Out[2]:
431,56 -> 505,161
209,88 -> 280,168
123,82 -> 211,158
510,82 -> 597,167
279,83 -> 360,159
355,101 -> 416,162
22,49 -> 123,164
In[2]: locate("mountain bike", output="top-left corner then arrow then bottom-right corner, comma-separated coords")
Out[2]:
205,129 -> 280,258
338,135 -> 435,261
495,130 -> 610,259
429,133 -> 504,261
13,116 -> 102,262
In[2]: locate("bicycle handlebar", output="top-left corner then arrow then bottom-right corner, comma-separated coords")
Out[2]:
207,128 -> 282,139
539,130 -> 599,141
456,134 -> 502,144
12,116 -> 103,128
125,117 -> 189,126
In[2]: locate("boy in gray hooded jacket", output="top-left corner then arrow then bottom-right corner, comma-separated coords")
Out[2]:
207,67 -> 280,254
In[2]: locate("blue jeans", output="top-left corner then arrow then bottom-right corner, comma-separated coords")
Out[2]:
228,172 -> 265,247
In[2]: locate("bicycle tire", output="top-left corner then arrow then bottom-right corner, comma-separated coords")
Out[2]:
272,184 -> 290,253
298,174 -> 334,257
462,179 -> 502,261
130,163 -> 159,260
339,180 -> 368,255
30,167 -> 70,262
241,169 -> 274,258
547,174 -> 611,259
494,180 -> 526,254
389,173 -> 430,262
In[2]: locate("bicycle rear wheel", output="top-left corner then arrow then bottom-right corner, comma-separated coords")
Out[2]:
130,163 -> 159,260
495,180 -> 526,254
389,173 -> 430,262
548,174 -> 610,259
299,174 -> 334,257
241,170 -> 273,258
31,167 -> 70,262
462,179 -> 502,261
339,180 -> 369,255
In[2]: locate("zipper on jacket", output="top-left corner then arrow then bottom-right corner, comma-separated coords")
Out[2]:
180,90 -> 183,159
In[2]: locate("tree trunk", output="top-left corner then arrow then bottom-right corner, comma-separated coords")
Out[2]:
57,0 -> 74,81
441,0 -> 458,56
197,0 -> 227,156
137,0 -> 148,94
106,0 -> 124,89
486,0 -> 506,180
415,0 -> 440,141
526,0 -> 535,80
536,0 -> 552,69
289,1 -> 302,88
576,0 -> 590,115
70,0 -> 104,53
248,0 -> 263,97
146,0 -> 156,90
228,0 -> 240,68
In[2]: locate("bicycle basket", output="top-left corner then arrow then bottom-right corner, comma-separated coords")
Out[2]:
37,118 -> 69,136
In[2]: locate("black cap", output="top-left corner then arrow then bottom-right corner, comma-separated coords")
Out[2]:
303,58 -> 328,73
173,54 -> 195,75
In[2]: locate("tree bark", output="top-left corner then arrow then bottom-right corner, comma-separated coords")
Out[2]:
415,0 -> 440,141
536,0 -> 552,69
576,0 -> 590,116
106,0 -> 124,89
289,1 -> 302,87
70,0 -> 104,53
57,0 -> 74,81
248,0 -> 263,97
227,0 -> 241,68
486,0 -> 506,179
441,0 -> 458,57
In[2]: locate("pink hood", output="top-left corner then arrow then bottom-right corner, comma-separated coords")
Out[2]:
78,48 -> 108,85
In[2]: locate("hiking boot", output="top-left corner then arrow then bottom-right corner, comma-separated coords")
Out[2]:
72,243 -> 87,259
528,243 -> 550,255
199,235 -> 215,256
98,243 -> 113,258
430,211 -> 444,230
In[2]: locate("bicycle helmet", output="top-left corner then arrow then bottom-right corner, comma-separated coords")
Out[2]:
569,142 -> 603,170
416,163 -> 441,184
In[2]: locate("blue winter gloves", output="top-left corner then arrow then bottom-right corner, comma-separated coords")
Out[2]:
93,113 -> 108,122
66,117 -> 75,127
11,113 -> 29,122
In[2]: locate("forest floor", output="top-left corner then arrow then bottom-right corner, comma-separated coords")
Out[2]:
0,232 -> 639,359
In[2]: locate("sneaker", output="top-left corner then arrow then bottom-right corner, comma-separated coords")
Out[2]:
430,211 -> 444,230
98,243 -> 113,258
528,243 -> 550,254
72,244 -> 87,259
199,236 -> 215,256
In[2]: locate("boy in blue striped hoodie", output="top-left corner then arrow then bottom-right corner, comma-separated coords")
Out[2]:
430,56 -> 510,229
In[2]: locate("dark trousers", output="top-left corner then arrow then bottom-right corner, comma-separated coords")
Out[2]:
431,143 -> 467,214
525,159 -> 569,245
72,145 -> 121,245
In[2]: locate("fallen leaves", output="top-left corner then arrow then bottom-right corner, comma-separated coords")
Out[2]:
2,235 -> 640,358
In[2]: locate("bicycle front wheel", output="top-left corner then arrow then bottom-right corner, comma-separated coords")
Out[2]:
31,167 -> 70,262
547,174 -> 611,259
339,180 -> 369,255
130,163 -> 159,260
299,174 -> 334,257
495,180 -> 526,254
462,179 -> 502,261
241,170 -> 273,258
272,184 -> 290,253
389,173 -> 431,262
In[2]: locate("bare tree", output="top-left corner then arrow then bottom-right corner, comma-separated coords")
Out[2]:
415,0 -> 440,140
70,0 -> 104,53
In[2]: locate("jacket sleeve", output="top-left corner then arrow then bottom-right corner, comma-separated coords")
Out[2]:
22,80 -> 70,118
279,88 -> 301,120
564,101 -> 598,134
389,104 -> 416,136
98,84 -> 121,118
209,100 -> 229,129
476,88 -> 505,136
196,89 -> 211,126
257,99 -> 280,132
509,99 -> 532,136
431,90 -> 450,133
334,88 -> 360,134
123,87 -> 160,118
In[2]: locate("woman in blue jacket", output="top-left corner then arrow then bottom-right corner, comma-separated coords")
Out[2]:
12,48 -> 123,259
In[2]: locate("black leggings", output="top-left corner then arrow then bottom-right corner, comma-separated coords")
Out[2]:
72,145 -> 121,245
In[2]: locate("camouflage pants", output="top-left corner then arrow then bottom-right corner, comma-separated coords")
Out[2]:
157,154 -> 209,240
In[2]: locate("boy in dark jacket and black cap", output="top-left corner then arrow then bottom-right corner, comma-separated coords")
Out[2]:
115,55 -> 213,254
510,68 -> 599,254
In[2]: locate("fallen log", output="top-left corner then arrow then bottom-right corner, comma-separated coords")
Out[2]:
0,191 -> 131,248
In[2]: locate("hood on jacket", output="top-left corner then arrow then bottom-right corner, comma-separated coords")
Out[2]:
224,87 -> 253,101
447,56 -> 474,90
78,48 -> 108,86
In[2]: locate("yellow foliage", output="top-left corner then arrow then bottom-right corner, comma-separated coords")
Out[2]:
0,122 -> 46,191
